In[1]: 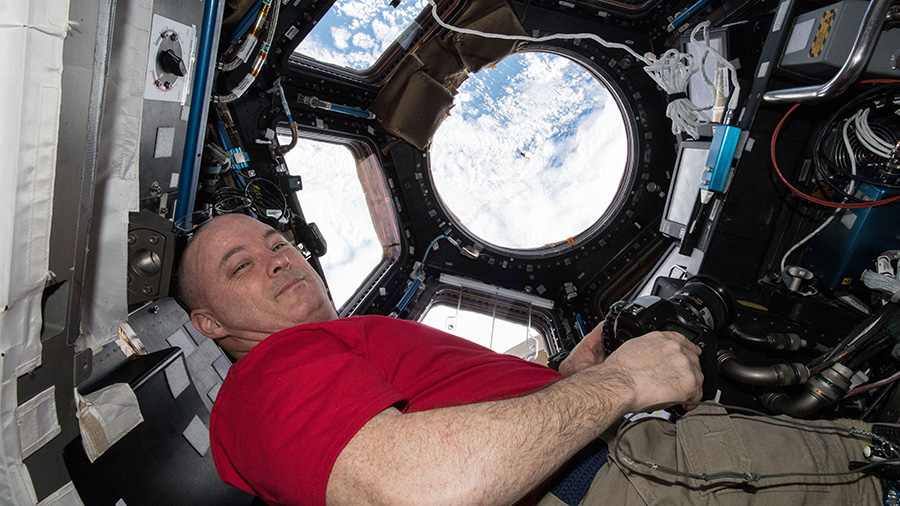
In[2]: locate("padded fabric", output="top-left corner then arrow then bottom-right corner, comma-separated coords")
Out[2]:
370,0 -> 526,150
550,439 -> 609,506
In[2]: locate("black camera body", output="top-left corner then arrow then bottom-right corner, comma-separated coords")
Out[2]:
603,275 -> 735,400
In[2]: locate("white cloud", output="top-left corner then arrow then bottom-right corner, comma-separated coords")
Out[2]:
283,139 -> 383,308
352,32 -> 375,50
297,0 -> 426,70
338,0 -> 378,26
331,26 -> 350,50
431,52 -> 627,249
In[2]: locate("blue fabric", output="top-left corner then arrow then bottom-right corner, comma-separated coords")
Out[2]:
550,440 -> 609,506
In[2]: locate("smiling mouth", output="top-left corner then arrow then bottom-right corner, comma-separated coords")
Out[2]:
277,276 -> 305,297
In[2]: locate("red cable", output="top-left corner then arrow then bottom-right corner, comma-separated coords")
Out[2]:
848,371 -> 900,396
770,103 -> 900,209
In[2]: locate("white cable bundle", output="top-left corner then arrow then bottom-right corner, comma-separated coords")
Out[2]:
689,22 -> 740,120
643,49 -> 710,139
852,108 -> 893,158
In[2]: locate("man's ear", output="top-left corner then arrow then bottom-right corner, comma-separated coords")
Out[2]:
190,309 -> 229,339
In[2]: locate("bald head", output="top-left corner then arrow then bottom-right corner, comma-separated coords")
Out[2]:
176,214 -> 337,357
177,219 -> 221,312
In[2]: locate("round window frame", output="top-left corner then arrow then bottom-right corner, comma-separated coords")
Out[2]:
428,44 -> 638,258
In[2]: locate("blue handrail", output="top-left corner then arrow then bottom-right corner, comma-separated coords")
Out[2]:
175,0 -> 221,233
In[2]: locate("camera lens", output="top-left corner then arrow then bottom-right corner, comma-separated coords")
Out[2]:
607,275 -> 735,348
670,275 -> 735,334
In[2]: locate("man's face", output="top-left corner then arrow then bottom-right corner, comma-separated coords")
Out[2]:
190,214 -> 337,340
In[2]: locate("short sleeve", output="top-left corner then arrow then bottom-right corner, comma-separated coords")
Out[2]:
210,329 -> 407,506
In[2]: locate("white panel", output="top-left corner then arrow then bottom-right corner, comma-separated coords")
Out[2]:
166,328 -> 197,357
182,415 -> 210,456
164,357 -> 190,399
15,386 -> 61,459
785,18 -> 816,54
144,14 -> 196,103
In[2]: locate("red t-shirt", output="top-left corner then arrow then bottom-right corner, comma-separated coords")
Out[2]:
210,315 -> 562,506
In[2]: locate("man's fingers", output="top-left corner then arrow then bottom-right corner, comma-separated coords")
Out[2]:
660,330 -> 702,356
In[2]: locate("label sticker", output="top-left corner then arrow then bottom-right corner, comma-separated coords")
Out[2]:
809,9 -> 837,58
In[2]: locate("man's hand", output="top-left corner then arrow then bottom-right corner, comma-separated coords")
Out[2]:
601,331 -> 703,412
558,323 -> 607,377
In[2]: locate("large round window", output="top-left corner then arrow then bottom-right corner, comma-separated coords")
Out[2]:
430,50 -> 630,251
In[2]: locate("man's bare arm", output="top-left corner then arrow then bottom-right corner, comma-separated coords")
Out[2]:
326,331 -> 702,506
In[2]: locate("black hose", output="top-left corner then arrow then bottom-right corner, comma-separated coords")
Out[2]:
760,363 -> 855,418
279,121 -> 299,154
717,349 -> 810,387
728,325 -> 804,350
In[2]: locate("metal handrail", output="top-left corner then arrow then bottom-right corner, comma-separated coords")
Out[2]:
763,0 -> 893,103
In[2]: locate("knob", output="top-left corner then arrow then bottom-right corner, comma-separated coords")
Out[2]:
159,49 -> 186,77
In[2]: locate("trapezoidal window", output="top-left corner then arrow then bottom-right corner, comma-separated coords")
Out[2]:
417,277 -> 556,364
294,0 -> 427,72
281,137 -> 397,309
430,50 -> 631,251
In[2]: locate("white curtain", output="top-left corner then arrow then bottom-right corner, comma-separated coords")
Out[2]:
0,0 -> 70,502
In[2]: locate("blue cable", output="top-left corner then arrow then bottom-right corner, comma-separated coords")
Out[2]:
215,120 -> 233,151
421,235 -> 462,264
229,0 -> 264,46
278,81 -> 293,123
392,236 -> 463,315
670,0 -> 712,30
575,314 -> 587,339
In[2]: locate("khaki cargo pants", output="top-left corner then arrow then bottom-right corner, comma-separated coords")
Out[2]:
541,405 -> 881,506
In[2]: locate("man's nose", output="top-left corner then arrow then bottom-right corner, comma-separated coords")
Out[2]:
268,251 -> 290,275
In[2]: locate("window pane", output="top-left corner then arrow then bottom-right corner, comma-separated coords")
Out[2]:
420,303 -> 545,361
430,52 -> 629,250
282,138 -> 383,307
294,0 -> 426,71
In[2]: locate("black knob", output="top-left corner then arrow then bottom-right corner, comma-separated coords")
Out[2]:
159,49 -> 186,77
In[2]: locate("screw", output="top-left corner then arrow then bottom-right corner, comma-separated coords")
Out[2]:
127,234 -> 136,245
142,285 -> 153,295
170,33 -> 178,42
149,235 -> 160,244
150,305 -> 160,314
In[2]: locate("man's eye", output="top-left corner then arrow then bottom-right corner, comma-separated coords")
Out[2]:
273,242 -> 286,251
233,262 -> 248,274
